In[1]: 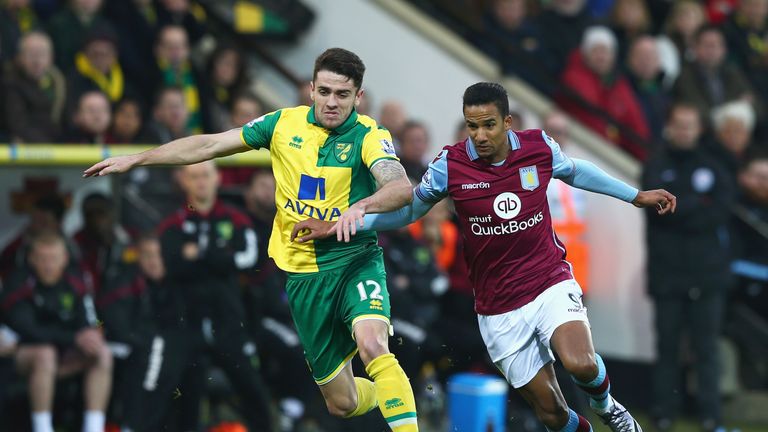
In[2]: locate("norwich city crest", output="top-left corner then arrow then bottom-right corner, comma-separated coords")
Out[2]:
334,142 -> 353,163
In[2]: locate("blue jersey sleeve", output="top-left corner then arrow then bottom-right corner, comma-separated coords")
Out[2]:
542,130 -> 638,203
415,149 -> 449,203
543,131 -> 575,178
361,190 -> 435,231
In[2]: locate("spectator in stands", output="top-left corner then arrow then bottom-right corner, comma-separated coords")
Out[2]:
143,86 -> 191,143
158,161 -> 273,432
97,233 -> 186,431
68,29 -> 127,107
473,0 -> 555,93
241,170 -> 320,429
538,0 -> 596,75
721,0 -> 768,104
379,100 -> 408,142
1,231 -> 112,432
673,25 -> 762,125
155,0 -> 207,45
711,100 -> 756,177
219,93 -> 264,187
297,79 -> 312,106
230,93 -> 263,129
398,121 -> 430,179
109,97 -> 146,144
65,90 -> 112,143
626,35 -> 670,146
204,44 -> 251,133
0,0 -> 39,64
102,0 -> 159,107
608,0 -> 652,62
642,103 -> 734,432
728,154 -> 768,390
559,26 -> 650,159
455,119 -> 468,142
153,25 -> 207,133
3,31 -> 65,143
47,0 -> 115,72
357,87 -> 372,116
663,0 -> 707,63
73,193 -> 132,295
0,194 -> 67,281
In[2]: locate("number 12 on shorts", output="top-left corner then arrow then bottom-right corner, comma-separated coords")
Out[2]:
357,280 -> 383,301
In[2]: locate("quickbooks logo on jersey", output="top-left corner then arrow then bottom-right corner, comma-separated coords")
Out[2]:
493,192 -> 521,219
470,192 -> 544,236
285,174 -> 342,221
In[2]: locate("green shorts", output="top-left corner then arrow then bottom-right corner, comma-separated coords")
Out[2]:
285,247 -> 390,385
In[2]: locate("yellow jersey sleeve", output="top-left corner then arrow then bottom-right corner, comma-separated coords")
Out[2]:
361,127 -> 399,169
240,110 -> 282,150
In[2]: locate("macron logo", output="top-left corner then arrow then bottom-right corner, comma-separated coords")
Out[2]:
461,182 -> 491,190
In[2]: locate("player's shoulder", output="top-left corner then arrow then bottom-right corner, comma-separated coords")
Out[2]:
275,105 -> 310,122
514,128 -> 547,142
357,113 -> 379,129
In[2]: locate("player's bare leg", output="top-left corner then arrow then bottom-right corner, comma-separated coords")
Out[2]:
517,362 -> 592,431
319,362 -> 360,416
551,321 -> 643,432
16,345 -> 57,432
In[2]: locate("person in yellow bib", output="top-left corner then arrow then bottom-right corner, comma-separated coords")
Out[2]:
84,48 -> 419,431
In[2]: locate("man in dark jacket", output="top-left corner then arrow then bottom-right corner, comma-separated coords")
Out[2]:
1,231 -> 112,432
158,160 -> 272,431
97,233 -> 186,431
642,103 -> 735,432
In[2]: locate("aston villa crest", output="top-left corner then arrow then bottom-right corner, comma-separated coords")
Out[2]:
519,165 -> 539,191
335,142 -> 352,162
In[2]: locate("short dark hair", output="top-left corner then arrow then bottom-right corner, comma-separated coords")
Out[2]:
666,102 -> 700,122
463,82 -> 510,117
694,24 -> 723,44
34,194 -> 66,222
313,48 -> 365,89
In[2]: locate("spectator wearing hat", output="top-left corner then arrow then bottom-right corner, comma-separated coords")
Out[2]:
558,25 -> 650,159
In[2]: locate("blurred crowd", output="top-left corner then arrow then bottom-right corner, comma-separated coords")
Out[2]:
0,0 -> 767,431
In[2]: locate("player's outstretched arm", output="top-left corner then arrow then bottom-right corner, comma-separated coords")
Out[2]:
334,160 -> 413,242
291,189 -> 436,243
560,158 -> 675,214
83,128 -> 249,177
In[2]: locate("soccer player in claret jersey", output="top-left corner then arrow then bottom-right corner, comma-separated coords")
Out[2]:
293,82 -> 677,432
84,48 -> 421,431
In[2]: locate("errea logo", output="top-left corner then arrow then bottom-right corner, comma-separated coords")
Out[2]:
493,192 -> 521,219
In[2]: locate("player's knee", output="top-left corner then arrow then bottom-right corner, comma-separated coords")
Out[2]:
561,353 -> 598,381
31,346 -> 58,375
325,393 -> 358,417
357,337 -> 388,365
94,345 -> 113,371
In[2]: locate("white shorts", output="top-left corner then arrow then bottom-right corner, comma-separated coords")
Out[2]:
477,279 -> 590,388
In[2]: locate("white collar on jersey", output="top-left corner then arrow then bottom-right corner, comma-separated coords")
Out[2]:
465,130 -> 521,161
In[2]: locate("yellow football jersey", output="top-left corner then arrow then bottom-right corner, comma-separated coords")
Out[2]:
241,105 -> 398,273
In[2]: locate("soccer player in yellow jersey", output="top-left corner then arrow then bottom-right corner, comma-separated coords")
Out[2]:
84,48 -> 420,430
